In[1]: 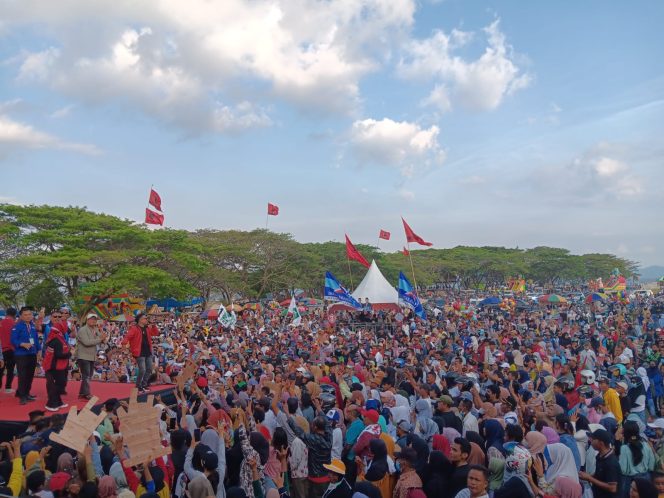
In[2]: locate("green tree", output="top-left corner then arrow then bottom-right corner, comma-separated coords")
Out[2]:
24,279 -> 65,311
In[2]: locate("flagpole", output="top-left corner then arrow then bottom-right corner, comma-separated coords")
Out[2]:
265,211 -> 269,230
347,255 -> 354,289
407,241 -> 419,296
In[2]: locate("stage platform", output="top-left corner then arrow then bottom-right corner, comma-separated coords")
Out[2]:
0,378 -> 176,438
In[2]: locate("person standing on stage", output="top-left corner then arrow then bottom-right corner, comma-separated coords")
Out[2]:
43,321 -> 71,411
76,313 -> 108,399
10,306 -> 41,405
0,307 -> 17,393
121,313 -> 159,393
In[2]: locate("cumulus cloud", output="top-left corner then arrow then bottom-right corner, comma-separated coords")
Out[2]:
348,117 -> 445,177
531,147 -> 643,203
0,114 -> 100,156
6,0 -> 416,133
399,19 -> 531,112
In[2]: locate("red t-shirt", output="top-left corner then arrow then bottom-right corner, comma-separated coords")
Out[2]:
0,317 -> 16,352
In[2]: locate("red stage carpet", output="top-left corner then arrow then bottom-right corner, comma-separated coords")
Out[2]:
0,378 -> 174,422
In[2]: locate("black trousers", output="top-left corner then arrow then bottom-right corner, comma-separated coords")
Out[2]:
15,354 -> 37,399
46,370 -> 66,408
0,349 -> 16,390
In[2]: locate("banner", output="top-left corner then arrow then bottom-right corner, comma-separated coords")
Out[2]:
217,304 -> 237,329
398,271 -> 426,320
324,271 -> 362,310
287,296 -> 302,326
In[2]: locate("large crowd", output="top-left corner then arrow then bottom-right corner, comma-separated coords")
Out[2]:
0,288 -> 663,498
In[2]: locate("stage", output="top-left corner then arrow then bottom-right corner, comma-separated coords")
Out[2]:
0,378 -> 175,438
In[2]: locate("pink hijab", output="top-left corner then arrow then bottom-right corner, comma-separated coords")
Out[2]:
555,476 -> 582,498
541,426 -> 560,444
524,431 -> 547,454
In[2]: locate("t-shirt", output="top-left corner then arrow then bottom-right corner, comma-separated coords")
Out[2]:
592,450 -> 621,498
140,327 -> 150,357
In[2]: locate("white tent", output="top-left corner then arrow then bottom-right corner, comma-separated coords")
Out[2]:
351,260 -> 399,309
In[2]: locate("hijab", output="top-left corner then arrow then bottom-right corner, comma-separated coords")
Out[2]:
432,434 -> 450,457
524,431 -> 547,455
636,367 -> 650,391
465,431 -> 485,449
483,419 -> 505,455
488,457 -> 505,491
554,476 -> 582,498
468,442 -> 485,466
57,453 -> 74,474
442,427 -> 461,445
541,426 -> 560,444
364,439 -> 389,482
188,475 -> 215,498
98,476 -> 118,498
544,443 -> 579,484
504,445 -> 535,497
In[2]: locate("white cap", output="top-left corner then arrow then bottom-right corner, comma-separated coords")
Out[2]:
296,367 -> 307,373
617,381 -> 629,391
647,418 -> 664,430
500,362 -> 510,368
86,313 -> 98,320
224,371 -> 233,377
93,431 -> 101,440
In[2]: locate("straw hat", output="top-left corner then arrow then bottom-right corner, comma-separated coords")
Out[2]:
323,459 -> 346,475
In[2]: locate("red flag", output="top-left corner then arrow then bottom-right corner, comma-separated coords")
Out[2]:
402,246 -> 410,256
402,217 -> 432,246
267,203 -> 279,216
379,230 -> 390,240
345,235 -> 370,268
145,208 -> 164,226
148,188 -> 162,211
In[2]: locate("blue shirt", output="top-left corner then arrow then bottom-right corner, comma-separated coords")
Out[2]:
11,320 -> 41,356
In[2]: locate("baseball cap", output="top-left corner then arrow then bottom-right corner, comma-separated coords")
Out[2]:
500,362 -> 510,368
438,395 -> 454,406
49,472 -> 70,492
647,418 -> 664,430
86,313 -> 98,320
397,420 -> 412,432
361,409 -> 379,424
326,409 -> 340,423
589,429 -> 612,445
616,381 -> 628,391
196,377 -> 208,388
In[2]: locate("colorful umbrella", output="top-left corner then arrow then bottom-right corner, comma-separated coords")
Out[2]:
479,297 -> 502,307
200,308 -> 219,320
538,294 -> 567,304
585,292 -> 608,304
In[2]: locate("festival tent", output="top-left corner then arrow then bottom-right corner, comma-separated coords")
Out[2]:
351,260 -> 399,310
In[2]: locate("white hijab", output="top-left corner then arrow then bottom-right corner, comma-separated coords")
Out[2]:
545,443 -> 579,483
637,367 -> 650,391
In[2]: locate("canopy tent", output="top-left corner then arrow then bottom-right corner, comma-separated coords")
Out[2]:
350,260 -> 399,310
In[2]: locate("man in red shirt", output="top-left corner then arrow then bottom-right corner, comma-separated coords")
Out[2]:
0,307 -> 17,393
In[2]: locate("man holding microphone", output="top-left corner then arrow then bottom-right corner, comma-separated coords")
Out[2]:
76,313 -> 108,399
11,306 -> 41,405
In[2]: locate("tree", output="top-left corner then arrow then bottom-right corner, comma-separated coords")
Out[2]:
24,279 -> 65,311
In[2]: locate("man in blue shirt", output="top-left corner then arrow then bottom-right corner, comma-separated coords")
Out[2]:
10,306 -> 41,405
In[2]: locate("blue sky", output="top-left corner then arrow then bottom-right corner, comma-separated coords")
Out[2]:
0,0 -> 662,267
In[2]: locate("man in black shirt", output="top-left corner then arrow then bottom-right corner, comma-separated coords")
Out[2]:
447,437 -> 471,498
434,395 -> 463,433
579,429 -> 620,498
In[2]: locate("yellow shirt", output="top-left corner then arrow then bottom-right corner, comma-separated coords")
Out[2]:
604,388 -> 623,423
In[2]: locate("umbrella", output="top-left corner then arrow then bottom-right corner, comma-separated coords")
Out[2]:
479,297 -> 502,307
538,294 -> 567,304
585,292 -> 608,304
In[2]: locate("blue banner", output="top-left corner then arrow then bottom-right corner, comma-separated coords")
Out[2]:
398,271 -> 426,320
324,271 -> 363,310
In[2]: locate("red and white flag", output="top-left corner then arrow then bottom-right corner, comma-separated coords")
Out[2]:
402,217 -> 432,247
379,230 -> 390,240
148,188 -> 162,211
267,203 -> 279,216
145,208 -> 164,226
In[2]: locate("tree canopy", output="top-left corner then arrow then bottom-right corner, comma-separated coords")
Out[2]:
0,204 -> 639,310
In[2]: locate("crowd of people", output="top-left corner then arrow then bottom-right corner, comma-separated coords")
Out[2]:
0,287 -> 663,498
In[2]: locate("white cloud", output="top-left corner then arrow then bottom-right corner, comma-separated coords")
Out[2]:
6,0 -> 417,132
348,117 -> 445,177
397,188 -> 415,200
0,114 -> 100,156
50,105 -> 74,119
531,148 -> 643,203
399,19 -> 531,112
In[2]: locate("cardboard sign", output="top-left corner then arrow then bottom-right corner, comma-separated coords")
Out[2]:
50,397 -> 107,453
117,389 -> 171,467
